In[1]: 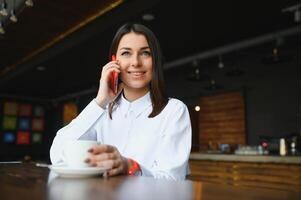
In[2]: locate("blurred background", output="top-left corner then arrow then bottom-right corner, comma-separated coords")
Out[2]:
0,0 -> 300,162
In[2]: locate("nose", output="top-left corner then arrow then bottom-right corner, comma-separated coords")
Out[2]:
130,54 -> 140,67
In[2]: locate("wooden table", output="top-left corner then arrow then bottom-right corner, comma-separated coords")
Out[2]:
0,163 -> 300,200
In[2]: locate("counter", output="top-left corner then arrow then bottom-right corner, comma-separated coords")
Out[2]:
189,152 -> 301,164
188,153 -> 301,192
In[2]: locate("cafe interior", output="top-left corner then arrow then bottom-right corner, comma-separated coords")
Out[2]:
0,0 -> 301,199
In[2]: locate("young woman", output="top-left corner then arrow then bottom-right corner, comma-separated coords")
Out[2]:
50,23 -> 192,180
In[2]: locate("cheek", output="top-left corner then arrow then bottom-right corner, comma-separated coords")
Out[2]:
145,60 -> 153,71
119,67 -> 128,81
118,62 -> 128,73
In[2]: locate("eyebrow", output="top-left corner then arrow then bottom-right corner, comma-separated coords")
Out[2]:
119,46 -> 150,51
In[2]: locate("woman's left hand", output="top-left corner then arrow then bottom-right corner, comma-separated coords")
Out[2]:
86,144 -> 128,177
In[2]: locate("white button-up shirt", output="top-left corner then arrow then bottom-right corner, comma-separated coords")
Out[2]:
50,92 -> 192,180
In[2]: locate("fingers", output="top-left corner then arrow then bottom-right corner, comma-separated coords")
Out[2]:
86,144 -> 127,177
99,61 -> 121,86
93,158 -> 121,169
95,60 -> 122,107
107,166 -> 123,177
88,152 -> 117,163
87,144 -> 120,168
102,68 -> 120,82
89,144 -> 115,154
102,61 -> 120,73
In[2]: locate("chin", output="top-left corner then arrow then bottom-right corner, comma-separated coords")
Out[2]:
129,84 -> 149,90
124,82 -> 150,90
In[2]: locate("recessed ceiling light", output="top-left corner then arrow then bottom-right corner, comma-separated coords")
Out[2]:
9,10 -> 18,23
25,0 -> 34,7
0,1 -> 8,16
142,14 -> 155,21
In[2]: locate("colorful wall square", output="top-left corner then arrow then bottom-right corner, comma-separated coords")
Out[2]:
63,102 -> 78,125
32,132 -> 42,144
16,131 -> 30,145
3,116 -> 17,130
32,118 -> 44,131
33,106 -> 44,117
19,104 -> 32,116
3,132 -> 15,143
4,102 -> 18,116
18,118 -> 31,130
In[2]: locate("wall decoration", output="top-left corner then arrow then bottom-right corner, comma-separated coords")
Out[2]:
3,116 -> 17,130
32,118 -> 44,131
34,106 -> 44,117
63,102 -> 78,125
18,117 -> 31,130
19,104 -> 32,116
4,102 -> 18,115
0,100 -> 45,145
32,132 -> 42,144
16,131 -> 30,145
3,132 -> 15,143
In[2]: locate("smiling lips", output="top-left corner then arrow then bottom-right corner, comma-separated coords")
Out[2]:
128,71 -> 146,78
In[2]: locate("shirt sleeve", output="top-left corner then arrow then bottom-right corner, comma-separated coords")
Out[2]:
139,100 -> 192,180
49,99 -> 105,164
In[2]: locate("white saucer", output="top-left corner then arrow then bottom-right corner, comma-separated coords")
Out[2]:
48,165 -> 109,178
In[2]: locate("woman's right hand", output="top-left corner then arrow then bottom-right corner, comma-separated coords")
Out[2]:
95,60 -> 122,108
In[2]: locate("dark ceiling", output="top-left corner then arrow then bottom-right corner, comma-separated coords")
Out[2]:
0,0 -> 301,101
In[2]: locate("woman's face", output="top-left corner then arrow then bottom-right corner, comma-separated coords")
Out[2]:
116,32 -> 153,92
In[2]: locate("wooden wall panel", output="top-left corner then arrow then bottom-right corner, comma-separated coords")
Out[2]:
198,91 -> 246,151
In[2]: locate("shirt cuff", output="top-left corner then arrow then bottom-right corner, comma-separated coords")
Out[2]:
139,165 -> 153,177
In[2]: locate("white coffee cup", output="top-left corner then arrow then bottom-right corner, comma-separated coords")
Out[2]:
63,140 -> 98,168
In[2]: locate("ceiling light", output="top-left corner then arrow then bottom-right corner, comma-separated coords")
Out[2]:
203,79 -> 223,91
187,60 -> 211,82
194,106 -> 200,112
261,47 -> 292,64
25,0 -> 33,7
0,1 -> 8,16
218,55 -> 224,69
9,9 -> 17,23
0,21 -> 5,34
9,0 -> 17,23
282,3 -> 301,23
142,14 -> 155,21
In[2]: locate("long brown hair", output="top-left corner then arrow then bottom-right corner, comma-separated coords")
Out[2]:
108,23 -> 168,119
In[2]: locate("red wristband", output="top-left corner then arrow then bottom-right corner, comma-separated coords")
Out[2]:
128,158 -> 141,176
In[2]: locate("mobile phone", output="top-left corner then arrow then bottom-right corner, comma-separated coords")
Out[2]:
110,55 -> 119,95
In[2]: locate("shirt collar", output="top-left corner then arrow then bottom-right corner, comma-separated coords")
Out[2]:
119,91 -> 152,118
